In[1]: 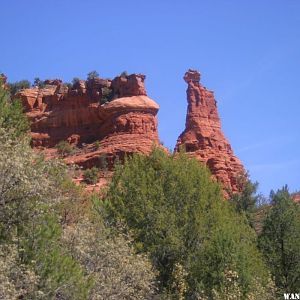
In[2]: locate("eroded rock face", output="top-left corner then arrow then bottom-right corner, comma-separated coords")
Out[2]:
111,74 -> 146,98
17,74 -> 160,169
292,192 -> 300,204
175,69 -> 245,194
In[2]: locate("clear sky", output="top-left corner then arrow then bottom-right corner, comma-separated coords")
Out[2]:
1,0 -> 299,196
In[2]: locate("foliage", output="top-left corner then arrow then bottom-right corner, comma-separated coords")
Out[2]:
64,82 -> 73,90
87,71 -> 99,80
55,140 -> 74,157
104,148 -> 269,297
99,154 -> 108,171
120,70 -> 129,77
229,176 -> 261,227
0,84 -> 29,138
197,270 -> 277,300
72,77 -> 80,86
8,79 -> 31,95
33,77 -> 45,88
259,186 -> 300,293
64,216 -> 158,299
83,167 -> 99,184
0,129 -> 91,299
100,86 -> 113,104
0,244 -> 41,300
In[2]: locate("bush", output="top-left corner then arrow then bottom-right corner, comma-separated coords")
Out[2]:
55,140 -> 74,157
101,86 -> 113,104
0,129 -> 91,299
104,148 -> 269,297
120,70 -> 128,78
33,77 -> 45,88
99,154 -> 108,171
87,71 -> 99,80
64,217 -> 158,299
83,167 -> 99,184
72,77 -> 80,85
8,80 -> 31,95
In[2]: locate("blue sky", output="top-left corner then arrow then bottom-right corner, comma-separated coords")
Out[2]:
1,0 -> 299,195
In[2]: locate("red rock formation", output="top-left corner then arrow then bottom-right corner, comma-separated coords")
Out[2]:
111,74 -> 146,98
292,192 -> 300,204
17,74 -> 160,169
175,70 -> 245,194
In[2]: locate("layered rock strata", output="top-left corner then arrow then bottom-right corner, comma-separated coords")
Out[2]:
17,74 -> 160,169
175,70 -> 245,193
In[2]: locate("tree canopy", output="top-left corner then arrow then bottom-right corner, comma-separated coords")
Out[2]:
104,149 -> 270,298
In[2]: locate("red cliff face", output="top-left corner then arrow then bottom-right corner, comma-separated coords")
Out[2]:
175,70 -> 245,194
17,74 -> 160,169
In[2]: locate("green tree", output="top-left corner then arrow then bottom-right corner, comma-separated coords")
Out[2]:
100,86 -> 113,104
229,176 -> 261,227
259,186 -> 300,293
87,71 -> 99,80
72,77 -> 80,86
120,70 -> 129,78
0,84 -> 29,137
104,149 -> 269,298
8,80 -> 31,95
33,77 -> 45,88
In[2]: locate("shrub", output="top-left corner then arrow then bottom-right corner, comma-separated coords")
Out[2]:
8,80 -> 31,95
33,77 -> 45,88
120,70 -> 128,78
101,86 -> 113,104
104,148 -> 269,297
55,140 -> 74,157
83,167 -> 99,184
0,129 -> 91,299
64,217 -> 158,299
87,71 -> 99,80
72,77 -> 80,85
99,154 -> 108,171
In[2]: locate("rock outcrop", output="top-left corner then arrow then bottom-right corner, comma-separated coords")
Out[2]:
292,192 -> 300,204
17,69 -> 245,193
17,74 -> 160,169
175,70 -> 245,193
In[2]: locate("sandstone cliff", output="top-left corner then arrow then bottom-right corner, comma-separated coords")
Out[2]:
175,70 -> 245,193
17,74 -> 160,169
